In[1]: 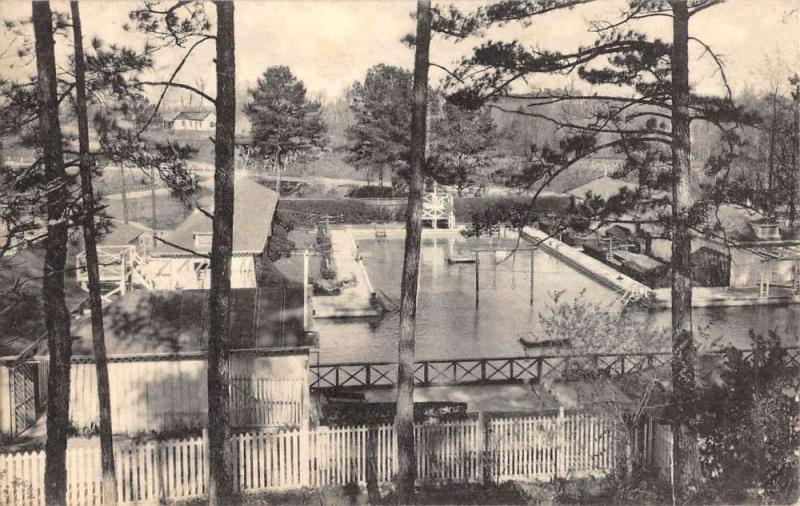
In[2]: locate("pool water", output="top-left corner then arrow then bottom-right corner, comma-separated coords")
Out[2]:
314,236 -> 800,364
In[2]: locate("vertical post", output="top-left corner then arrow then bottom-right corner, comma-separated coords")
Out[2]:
155,438 -> 164,500
0,365 -> 11,436
275,147 -> 282,196
366,426 -> 379,501
299,422 -> 310,486
151,166 -> 157,248
120,252 -> 126,296
529,248 -> 535,306
203,427 -> 211,494
477,411 -> 490,484
557,406 -> 566,478
303,248 -> 310,331
432,181 -> 438,229
475,251 -> 480,307
120,164 -> 130,224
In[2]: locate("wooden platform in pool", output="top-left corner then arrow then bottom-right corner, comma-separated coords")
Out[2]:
447,253 -> 475,264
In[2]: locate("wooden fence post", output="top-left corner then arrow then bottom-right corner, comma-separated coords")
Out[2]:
556,407 -> 566,478
202,427 -> 210,495
366,426 -> 379,501
477,412 -> 491,484
155,438 -> 164,501
299,425 -> 310,487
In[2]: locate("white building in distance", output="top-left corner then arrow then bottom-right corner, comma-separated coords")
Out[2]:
169,111 -> 217,131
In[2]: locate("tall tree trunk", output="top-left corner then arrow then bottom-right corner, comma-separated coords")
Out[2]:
207,2 -> 235,503
70,2 -> 117,503
767,91 -> 778,217
33,2 -> 72,504
669,1 -> 700,500
396,1 -> 431,503
792,76 -> 800,227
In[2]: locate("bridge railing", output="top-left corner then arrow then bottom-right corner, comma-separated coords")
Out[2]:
310,346 -> 800,390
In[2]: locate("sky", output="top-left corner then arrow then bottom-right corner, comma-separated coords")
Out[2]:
1,0 -> 798,104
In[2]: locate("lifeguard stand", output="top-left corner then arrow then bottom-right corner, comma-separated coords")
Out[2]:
421,182 -> 456,229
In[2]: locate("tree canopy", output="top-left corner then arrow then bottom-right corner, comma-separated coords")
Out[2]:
244,65 -> 328,158
344,64 -> 414,185
427,102 -> 497,195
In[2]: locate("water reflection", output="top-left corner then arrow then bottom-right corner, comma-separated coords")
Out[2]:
315,237 -> 800,364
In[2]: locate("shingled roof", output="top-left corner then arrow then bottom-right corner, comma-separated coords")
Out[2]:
70,286 -> 311,357
152,175 -> 279,257
174,111 -> 214,121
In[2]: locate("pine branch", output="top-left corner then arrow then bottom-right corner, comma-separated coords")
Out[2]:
137,80 -> 216,106
154,235 -> 210,258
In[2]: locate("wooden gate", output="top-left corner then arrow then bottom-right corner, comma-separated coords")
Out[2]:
9,361 -> 46,437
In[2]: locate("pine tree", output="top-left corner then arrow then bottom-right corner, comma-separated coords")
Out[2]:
396,1 -> 431,503
428,102 -> 497,196
244,65 -> 327,157
32,1 -> 72,503
435,1 -> 755,497
207,1 -> 236,502
70,1 -> 117,502
345,64 -> 414,187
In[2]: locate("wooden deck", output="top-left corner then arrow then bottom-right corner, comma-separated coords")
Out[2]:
312,227 -> 379,318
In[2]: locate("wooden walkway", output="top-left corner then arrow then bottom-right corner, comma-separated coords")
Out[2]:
312,228 -> 379,318
521,227 -> 652,300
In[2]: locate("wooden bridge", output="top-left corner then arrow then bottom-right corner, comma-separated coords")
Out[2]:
310,346 -> 800,390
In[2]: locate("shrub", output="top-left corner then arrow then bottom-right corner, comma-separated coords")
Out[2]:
696,331 -> 800,504
276,195 -> 571,228
277,199 -> 404,227
346,185 -> 398,198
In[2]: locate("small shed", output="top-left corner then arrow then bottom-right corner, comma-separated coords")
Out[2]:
145,176 -> 279,290
170,111 -> 216,131
61,288 -> 316,434
729,242 -> 800,294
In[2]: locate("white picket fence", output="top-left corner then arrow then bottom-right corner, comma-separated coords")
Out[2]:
0,411 -> 618,505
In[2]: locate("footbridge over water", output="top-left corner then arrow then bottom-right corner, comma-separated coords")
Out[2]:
310,346 -> 800,390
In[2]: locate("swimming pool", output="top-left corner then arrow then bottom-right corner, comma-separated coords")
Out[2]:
314,235 -> 800,364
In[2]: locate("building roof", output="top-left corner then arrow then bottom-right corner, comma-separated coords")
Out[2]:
174,111 -> 214,121
567,176 -> 638,200
737,242 -> 800,261
0,245 -> 87,356
70,286 -> 312,357
163,111 -> 182,122
98,220 -> 145,247
152,175 -> 279,256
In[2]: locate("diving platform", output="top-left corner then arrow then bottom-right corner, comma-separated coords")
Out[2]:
421,182 -> 456,229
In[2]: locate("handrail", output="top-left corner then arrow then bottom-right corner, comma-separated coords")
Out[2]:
310,346 -> 800,389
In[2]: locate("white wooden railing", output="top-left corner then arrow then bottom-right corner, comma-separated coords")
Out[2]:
0,411 -> 623,505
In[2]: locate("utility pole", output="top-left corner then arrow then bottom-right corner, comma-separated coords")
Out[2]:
151,166 -> 157,247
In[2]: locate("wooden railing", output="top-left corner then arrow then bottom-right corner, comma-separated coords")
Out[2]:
310,346 -> 800,390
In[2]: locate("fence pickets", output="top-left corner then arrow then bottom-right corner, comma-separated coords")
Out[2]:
0,412 -> 624,505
